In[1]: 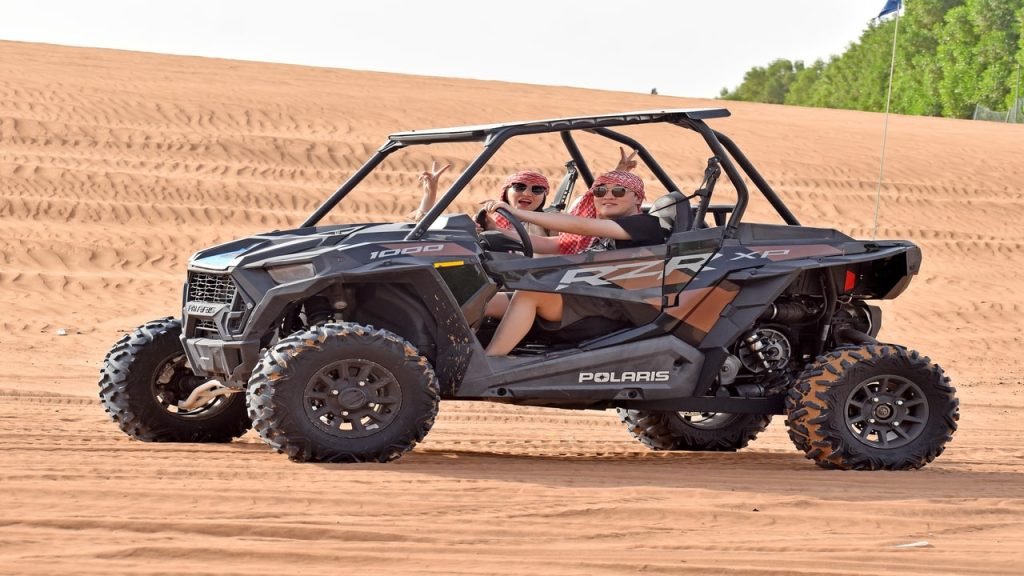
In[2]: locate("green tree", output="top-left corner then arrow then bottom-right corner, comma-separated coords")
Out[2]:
785,59 -> 827,106
720,59 -> 803,104
719,0 -> 1024,119
937,0 -> 1022,117
892,0 -> 964,115
1014,5 -> 1024,112
809,20 -> 895,111
936,6 -> 978,116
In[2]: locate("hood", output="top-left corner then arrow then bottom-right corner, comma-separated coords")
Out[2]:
189,224 -> 371,271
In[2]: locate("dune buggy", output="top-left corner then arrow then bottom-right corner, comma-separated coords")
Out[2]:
99,108 -> 958,470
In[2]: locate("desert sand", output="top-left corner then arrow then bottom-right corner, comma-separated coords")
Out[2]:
1,40 -> 1023,574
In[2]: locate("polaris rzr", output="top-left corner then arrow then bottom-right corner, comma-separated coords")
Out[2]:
99,109 -> 958,470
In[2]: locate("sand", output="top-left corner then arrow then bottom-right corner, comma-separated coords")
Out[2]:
1,40 -> 1023,574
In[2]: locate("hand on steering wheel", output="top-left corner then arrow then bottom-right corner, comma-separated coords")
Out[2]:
479,200 -> 534,258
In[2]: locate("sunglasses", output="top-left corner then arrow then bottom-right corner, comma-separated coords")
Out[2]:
592,185 -> 631,198
509,182 -> 548,195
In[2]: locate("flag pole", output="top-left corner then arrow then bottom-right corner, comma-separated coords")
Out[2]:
872,3 -> 901,241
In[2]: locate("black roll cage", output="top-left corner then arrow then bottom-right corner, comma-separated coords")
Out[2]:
301,108 -> 800,238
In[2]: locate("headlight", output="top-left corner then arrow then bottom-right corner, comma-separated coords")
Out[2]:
267,263 -> 316,283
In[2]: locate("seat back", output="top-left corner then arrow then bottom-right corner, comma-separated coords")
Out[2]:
648,191 -> 692,235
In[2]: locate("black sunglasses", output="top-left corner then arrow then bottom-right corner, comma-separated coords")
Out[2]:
509,182 -> 548,195
592,185 -> 631,198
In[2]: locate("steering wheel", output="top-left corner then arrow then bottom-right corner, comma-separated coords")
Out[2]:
495,207 -> 533,258
477,207 -> 533,258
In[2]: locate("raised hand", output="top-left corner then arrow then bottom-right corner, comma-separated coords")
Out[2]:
616,147 -> 638,172
419,160 -> 451,194
407,160 -> 452,221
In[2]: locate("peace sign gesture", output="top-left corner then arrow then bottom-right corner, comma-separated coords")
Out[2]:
615,147 -> 638,172
408,160 -> 452,221
419,160 -> 452,194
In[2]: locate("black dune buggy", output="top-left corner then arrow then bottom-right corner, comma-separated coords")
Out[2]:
99,108 -> 958,470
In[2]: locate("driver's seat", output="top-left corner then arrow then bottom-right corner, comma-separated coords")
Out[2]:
648,191 -> 692,235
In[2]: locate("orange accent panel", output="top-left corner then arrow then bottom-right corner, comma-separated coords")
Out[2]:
681,284 -> 739,333
663,269 -> 696,286
664,287 -> 713,320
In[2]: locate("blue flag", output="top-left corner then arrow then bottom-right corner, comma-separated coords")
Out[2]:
878,0 -> 902,18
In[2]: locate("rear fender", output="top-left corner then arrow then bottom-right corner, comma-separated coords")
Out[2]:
846,247 -> 921,299
687,243 -> 920,392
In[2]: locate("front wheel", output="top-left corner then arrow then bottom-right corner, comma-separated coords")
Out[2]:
98,318 -> 250,442
785,344 -> 958,470
617,409 -> 772,451
246,323 -> 440,463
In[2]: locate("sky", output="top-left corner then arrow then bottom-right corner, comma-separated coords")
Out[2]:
0,1 -> 887,99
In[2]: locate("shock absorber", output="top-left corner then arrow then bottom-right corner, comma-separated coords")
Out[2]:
744,331 -> 771,372
303,296 -> 333,326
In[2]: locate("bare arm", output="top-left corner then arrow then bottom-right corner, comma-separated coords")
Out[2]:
407,161 -> 451,221
482,200 -> 631,241
519,209 -> 631,239
482,214 -> 563,254
529,234 -> 561,255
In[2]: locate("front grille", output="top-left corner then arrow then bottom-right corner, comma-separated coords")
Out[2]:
195,319 -> 219,336
187,272 -> 237,304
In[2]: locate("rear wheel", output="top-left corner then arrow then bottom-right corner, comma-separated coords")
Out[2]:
247,323 -> 440,463
98,318 -> 250,442
785,344 -> 958,470
617,409 -> 772,451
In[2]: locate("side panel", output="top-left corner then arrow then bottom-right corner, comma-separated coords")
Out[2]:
456,335 -> 705,404
484,228 -> 725,334
657,227 -> 728,342
486,245 -> 669,307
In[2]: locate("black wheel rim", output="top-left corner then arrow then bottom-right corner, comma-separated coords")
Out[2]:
303,358 -> 403,438
151,353 -> 233,418
844,374 -> 929,449
676,412 -> 735,429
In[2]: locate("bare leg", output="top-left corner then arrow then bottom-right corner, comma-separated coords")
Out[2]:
485,291 -> 563,356
483,292 -> 511,319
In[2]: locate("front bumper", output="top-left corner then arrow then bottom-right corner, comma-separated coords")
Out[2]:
182,335 -> 261,388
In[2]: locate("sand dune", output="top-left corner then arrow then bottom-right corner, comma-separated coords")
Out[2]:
2,40 -> 1023,574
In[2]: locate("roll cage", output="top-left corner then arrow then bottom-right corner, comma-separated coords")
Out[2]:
301,108 -> 800,236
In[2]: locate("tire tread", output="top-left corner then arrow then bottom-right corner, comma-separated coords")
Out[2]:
247,323 -> 440,463
785,344 -> 958,470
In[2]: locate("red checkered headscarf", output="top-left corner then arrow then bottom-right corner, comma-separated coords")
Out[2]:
493,170 -> 549,230
557,171 -> 645,254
